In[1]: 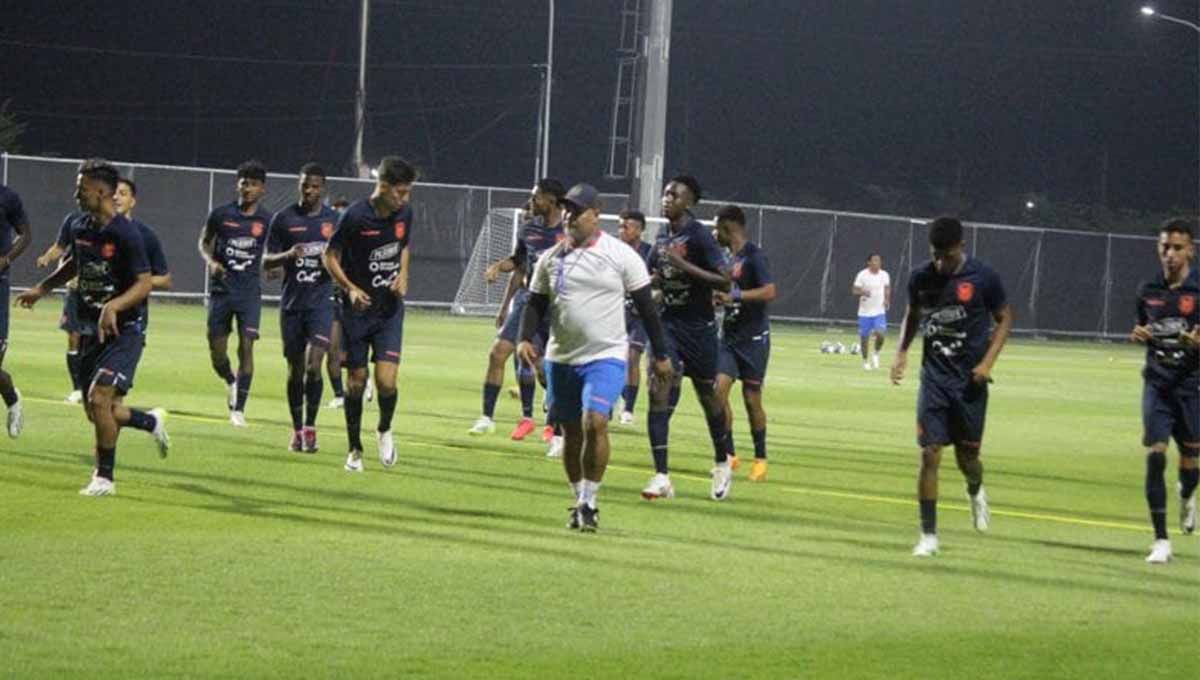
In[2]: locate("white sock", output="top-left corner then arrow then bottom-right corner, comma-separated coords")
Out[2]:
582,479 -> 601,508
570,481 -> 582,501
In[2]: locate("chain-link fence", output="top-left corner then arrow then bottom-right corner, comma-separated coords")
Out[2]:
3,153 -> 1158,338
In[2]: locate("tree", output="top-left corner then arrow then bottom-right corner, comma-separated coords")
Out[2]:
0,100 -> 27,153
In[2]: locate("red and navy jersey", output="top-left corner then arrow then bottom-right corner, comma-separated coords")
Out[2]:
0,184 -> 29,263
328,198 -> 413,318
511,216 -> 565,287
649,217 -> 729,325
66,213 -> 150,335
133,219 -> 169,329
56,212 -> 79,249
723,241 -> 773,343
1137,268 -> 1200,387
205,201 -> 271,296
907,257 -> 1007,388
267,203 -> 337,311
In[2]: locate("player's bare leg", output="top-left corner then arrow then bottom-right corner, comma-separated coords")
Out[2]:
1145,442 -> 1173,563
207,333 -> 237,410
954,442 -> 988,531
694,377 -> 733,500
1179,444 -> 1199,535
325,320 -> 345,407
469,338 -> 513,435
743,381 -> 768,481
620,346 -> 643,424
372,359 -> 399,467
301,342 -> 327,452
642,369 -> 678,499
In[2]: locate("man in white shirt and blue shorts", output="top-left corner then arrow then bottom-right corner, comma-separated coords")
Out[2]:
853,254 -> 891,370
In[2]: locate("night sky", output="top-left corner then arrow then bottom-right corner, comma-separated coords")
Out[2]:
3,0 -> 1197,220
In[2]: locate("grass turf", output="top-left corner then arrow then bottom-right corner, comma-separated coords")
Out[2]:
0,302 -> 1195,679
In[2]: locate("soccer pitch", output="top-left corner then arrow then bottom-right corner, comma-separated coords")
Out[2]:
1,303 -> 1195,679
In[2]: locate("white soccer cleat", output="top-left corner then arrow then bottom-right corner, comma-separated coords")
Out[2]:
229,411 -> 247,428
710,462 -> 733,501
1145,539 -> 1172,564
871,353 -> 881,370
344,450 -> 364,473
227,380 -> 238,410
148,408 -> 170,459
1180,481 -> 1197,535
364,379 -> 375,403
969,487 -> 990,532
377,430 -> 396,468
6,390 -> 22,438
912,533 -> 939,557
79,475 -> 115,497
326,396 -> 344,409
65,389 -> 83,404
641,473 -> 675,500
546,435 -> 564,458
863,361 -> 872,371
467,416 -> 496,435
619,411 -> 635,426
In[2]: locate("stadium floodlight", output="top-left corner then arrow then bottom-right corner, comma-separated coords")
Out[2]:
1025,200 -> 1036,210
1140,6 -> 1155,16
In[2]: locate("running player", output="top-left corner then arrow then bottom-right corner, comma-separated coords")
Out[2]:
891,216 -> 1012,557
853,254 -> 891,370
36,213 -> 85,403
0,181 -> 30,436
467,179 -> 565,442
264,163 -> 338,453
325,197 -> 351,409
713,205 -> 776,482
617,209 -> 653,425
1130,218 -> 1199,564
518,183 -> 671,531
198,160 -> 270,427
642,175 -> 735,501
322,156 -> 415,472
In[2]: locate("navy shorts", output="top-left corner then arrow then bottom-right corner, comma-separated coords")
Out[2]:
1142,380 -> 1200,448
0,276 -> 8,353
207,293 -> 262,340
626,314 -> 648,352
718,333 -> 770,384
79,332 -> 145,395
497,289 -> 531,345
651,318 -> 720,381
545,358 -> 626,423
59,289 -> 83,334
280,305 -> 334,358
342,303 -> 405,369
917,378 -> 988,448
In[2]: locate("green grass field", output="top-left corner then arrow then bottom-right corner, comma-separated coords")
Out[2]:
1,302 -> 1195,679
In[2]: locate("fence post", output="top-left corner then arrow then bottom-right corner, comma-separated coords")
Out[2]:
204,170 -> 214,305
820,214 -> 837,314
2,153 -> 7,185
1101,233 -> 1112,337
757,207 -> 764,246
1028,230 -> 1043,328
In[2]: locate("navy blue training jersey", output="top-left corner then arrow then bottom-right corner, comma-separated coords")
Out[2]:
723,240 -> 773,343
0,184 -> 29,261
205,201 -> 271,296
1137,268 -> 1200,388
511,215 -> 564,287
134,219 -> 168,329
56,213 -> 78,249
649,217 -> 729,325
907,257 -> 1007,387
267,203 -> 337,311
67,213 -> 150,335
328,198 -> 413,318
624,240 -> 653,318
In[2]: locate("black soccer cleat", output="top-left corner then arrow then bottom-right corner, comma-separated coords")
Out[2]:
566,505 -> 582,530
579,504 -> 599,533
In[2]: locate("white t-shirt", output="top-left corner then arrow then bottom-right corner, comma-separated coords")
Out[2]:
530,231 -> 652,365
854,268 -> 891,317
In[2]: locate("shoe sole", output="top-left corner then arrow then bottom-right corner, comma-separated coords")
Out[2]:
641,490 -> 674,500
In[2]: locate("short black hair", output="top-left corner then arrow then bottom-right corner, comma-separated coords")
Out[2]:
299,162 -> 326,180
78,159 -> 120,194
1159,217 -> 1195,241
669,175 -> 702,203
117,177 -> 138,197
619,209 -> 646,227
866,253 -> 880,263
536,178 -> 566,202
715,204 -> 745,227
377,156 -> 417,185
928,216 -> 964,250
332,197 -> 350,209
237,159 -> 267,182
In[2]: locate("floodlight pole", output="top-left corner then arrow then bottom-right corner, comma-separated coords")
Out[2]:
542,0 -> 554,179
353,0 -> 370,178
1141,5 -> 1200,216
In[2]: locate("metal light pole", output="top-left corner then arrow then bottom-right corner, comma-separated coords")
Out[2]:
1141,5 -> 1200,215
542,0 -> 553,179
353,0 -> 370,178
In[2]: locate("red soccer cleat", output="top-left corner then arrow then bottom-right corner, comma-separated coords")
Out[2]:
510,417 -> 536,441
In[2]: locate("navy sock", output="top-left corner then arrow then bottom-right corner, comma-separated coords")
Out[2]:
752,427 -> 767,459
97,446 -> 116,481
286,376 -> 304,430
345,393 -> 364,451
919,499 -> 937,534
705,412 -> 728,463
330,375 -> 344,399
0,375 -> 16,407
623,384 -> 639,413
1181,466 -> 1200,500
648,410 -> 671,474
67,351 -> 82,391
126,408 -> 156,433
482,383 -> 501,419
967,480 -> 982,497
518,373 -> 535,418
235,372 -> 253,411
214,358 -> 235,384
1146,451 -> 1168,540
304,374 -> 323,427
377,389 -> 398,433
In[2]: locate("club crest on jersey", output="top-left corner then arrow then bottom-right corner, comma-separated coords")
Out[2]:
956,281 -> 975,303
251,222 -> 265,237
1181,295 -> 1196,316
100,243 -> 116,259
732,261 -> 744,279
321,222 -> 334,239
394,221 -> 406,240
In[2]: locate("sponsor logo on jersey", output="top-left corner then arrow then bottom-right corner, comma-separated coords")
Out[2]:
320,222 -> 334,239
251,222 -> 265,237
732,260 -> 744,279
369,242 -> 401,261
1181,295 -> 1196,316
229,236 -> 257,249
1145,298 -> 1166,307
222,221 -> 241,228
956,281 -> 975,303
394,221 -> 406,240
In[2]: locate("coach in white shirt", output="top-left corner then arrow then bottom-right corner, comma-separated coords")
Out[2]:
518,183 -> 672,532
852,254 -> 891,370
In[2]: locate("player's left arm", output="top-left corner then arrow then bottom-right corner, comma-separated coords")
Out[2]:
0,195 -> 31,273
664,232 -> 732,291
389,246 -> 410,298
971,272 -> 1014,384
149,237 -> 172,291
17,256 -> 78,307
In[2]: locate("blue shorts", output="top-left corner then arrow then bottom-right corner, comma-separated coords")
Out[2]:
718,333 -> 770,384
59,289 -> 83,334
497,289 -> 531,345
545,358 -> 627,423
626,314 -> 648,352
651,318 -> 720,381
858,314 -> 887,336
207,292 -> 262,340
280,305 -> 334,358
80,332 -> 145,396
342,303 -> 405,369
917,378 -> 988,448
1142,380 -> 1200,448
